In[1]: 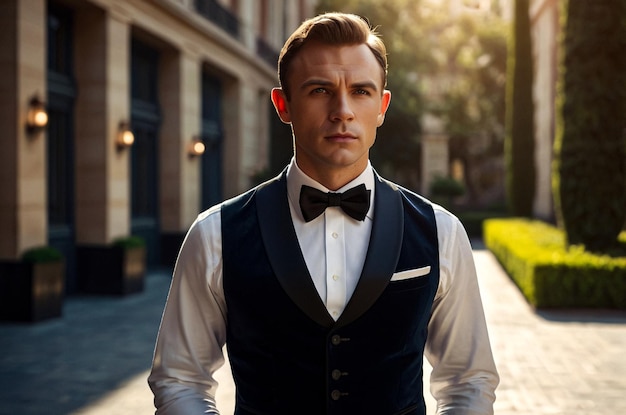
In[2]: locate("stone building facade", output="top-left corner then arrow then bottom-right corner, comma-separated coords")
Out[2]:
0,0 -> 317,293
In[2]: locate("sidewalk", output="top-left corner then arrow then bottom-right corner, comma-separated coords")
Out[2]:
473,247 -> 626,414
1,244 -> 625,414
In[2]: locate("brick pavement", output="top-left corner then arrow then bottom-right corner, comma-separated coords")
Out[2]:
473,248 -> 626,415
1,245 -> 625,414
0,271 -> 171,415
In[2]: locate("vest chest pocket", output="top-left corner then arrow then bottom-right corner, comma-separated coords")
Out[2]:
391,266 -> 431,281
387,266 -> 432,293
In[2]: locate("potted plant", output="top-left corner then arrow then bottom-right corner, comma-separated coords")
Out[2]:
77,236 -> 146,295
0,246 -> 65,322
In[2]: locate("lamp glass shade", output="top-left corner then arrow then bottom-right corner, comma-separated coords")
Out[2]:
26,97 -> 48,132
120,130 -> 135,146
191,141 -> 206,156
29,108 -> 48,127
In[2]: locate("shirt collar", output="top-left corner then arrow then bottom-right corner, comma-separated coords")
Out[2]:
286,158 -> 375,222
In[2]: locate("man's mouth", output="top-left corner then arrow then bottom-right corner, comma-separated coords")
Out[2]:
326,133 -> 356,141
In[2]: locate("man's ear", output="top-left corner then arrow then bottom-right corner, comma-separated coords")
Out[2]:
377,90 -> 392,127
271,88 -> 291,124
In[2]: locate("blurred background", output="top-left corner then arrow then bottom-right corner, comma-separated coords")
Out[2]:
1,0 -> 625,414
4,0 -> 623,288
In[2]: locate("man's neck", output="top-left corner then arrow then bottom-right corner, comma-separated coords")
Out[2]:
296,161 -> 369,191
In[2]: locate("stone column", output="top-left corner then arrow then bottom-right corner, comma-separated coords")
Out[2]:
420,114 -> 450,196
74,6 -> 131,245
159,48 -> 201,267
0,0 -> 47,258
235,81 -> 271,192
221,78 -> 242,197
530,1 -> 558,221
238,0 -> 256,51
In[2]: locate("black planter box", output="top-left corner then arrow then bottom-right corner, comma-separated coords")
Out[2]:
0,261 -> 65,322
77,245 -> 146,295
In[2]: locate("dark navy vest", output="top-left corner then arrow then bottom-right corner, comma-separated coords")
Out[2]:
221,172 -> 439,415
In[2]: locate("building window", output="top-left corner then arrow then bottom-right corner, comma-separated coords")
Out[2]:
195,0 -> 240,38
256,0 -> 279,67
48,6 -> 73,76
47,4 -> 76,229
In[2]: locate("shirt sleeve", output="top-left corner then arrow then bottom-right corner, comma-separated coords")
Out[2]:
148,207 -> 227,414
425,207 -> 500,415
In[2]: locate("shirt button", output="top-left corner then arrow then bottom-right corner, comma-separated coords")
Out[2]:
332,274 -> 339,281
331,232 -> 339,239
331,335 -> 342,345
331,390 -> 341,400
332,369 -> 342,380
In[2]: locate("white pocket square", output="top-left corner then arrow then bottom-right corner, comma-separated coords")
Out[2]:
390,266 -> 431,281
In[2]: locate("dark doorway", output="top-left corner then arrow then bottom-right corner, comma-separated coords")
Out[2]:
47,3 -> 77,293
130,39 -> 161,268
201,73 -> 224,210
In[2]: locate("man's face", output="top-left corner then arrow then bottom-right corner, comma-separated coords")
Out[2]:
272,41 -> 391,188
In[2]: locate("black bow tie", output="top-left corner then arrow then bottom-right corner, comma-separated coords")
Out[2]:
299,184 -> 371,222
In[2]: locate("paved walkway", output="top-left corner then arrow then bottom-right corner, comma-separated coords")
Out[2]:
1,244 -> 625,414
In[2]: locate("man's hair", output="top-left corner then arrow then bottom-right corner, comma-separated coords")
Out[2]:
278,12 -> 388,99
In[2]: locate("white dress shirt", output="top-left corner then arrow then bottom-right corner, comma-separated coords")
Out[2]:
149,159 -> 499,415
287,161 -> 374,320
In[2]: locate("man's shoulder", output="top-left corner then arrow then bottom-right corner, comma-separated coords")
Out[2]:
377,176 -> 433,210
376,175 -> 461,227
194,182 -> 264,226
219,173 -> 285,217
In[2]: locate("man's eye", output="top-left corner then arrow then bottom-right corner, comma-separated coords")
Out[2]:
355,89 -> 370,95
312,88 -> 327,94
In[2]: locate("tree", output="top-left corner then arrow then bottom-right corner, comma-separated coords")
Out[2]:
504,0 -> 535,217
316,0 -> 508,197
552,0 -> 626,251
317,0 -> 428,189
433,13 -> 508,203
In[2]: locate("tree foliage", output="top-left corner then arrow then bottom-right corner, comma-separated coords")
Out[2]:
317,0 -> 427,188
553,0 -> 626,251
430,11 -> 508,202
504,0 -> 535,217
316,0 -> 508,196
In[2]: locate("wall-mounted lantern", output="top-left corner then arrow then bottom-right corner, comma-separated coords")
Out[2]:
188,136 -> 206,157
116,121 -> 135,150
26,95 -> 48,135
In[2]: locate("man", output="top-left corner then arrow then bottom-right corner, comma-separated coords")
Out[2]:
149,12 -> 498,415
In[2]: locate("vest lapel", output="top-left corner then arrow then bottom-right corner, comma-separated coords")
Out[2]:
336,175 -> 404,328
256,173 -> 335,328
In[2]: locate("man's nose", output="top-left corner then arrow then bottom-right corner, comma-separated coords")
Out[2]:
329,93 -> 355,121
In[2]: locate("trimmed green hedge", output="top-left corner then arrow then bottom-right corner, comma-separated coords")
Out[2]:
483,218 -> 626,309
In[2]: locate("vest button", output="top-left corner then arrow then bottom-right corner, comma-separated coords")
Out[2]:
331,389 -> 341,401
331,369 -> 342,380
331,335 -> 341,345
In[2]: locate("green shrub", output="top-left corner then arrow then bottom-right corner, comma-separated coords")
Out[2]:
429,176 -> 466,210
21,246 -> 63,263
552,0 -> 626,251
484,218 -> 626,308
112,236 -> 146,249
430,176 -> 465,199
